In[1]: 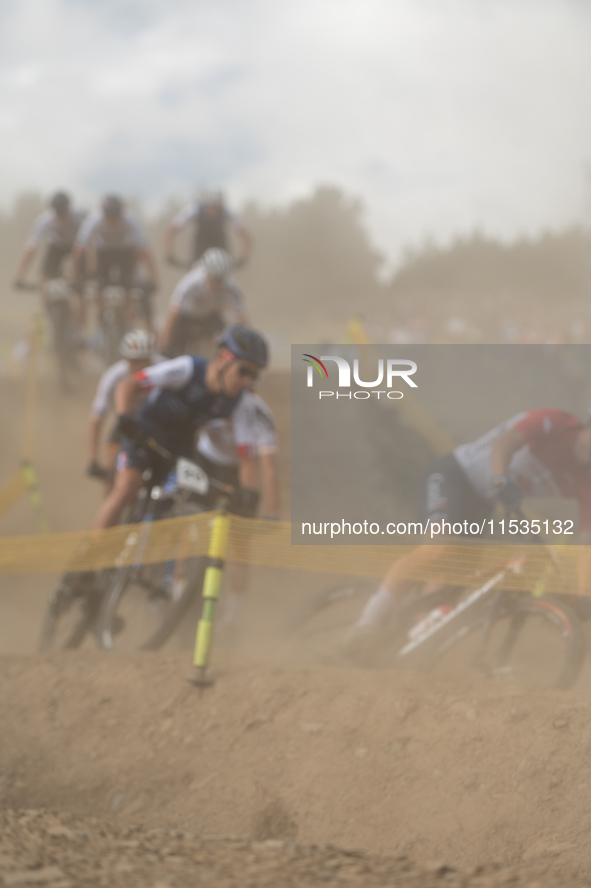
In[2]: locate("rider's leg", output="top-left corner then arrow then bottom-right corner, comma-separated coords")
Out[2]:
92,466 -> 143,529
353,544 -> 449,630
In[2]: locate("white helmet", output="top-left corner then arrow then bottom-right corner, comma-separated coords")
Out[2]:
202,248 -> 232,280
119,329 -> 155,360
199,186 -> 224,206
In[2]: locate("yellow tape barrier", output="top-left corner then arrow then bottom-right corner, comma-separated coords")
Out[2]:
0,512 -> 579,596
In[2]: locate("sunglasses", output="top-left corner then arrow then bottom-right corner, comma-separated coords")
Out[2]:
237,363 -> 259,380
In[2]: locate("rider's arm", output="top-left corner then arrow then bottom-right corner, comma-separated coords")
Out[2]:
115,355 -> 196,414
88,414 -> 103,463
14,244 -> 37,283
259,452 -> 280,518
159,305 -> 181,351
14,211 -> 49,282
490,428 -> 527,479
164,204 -> 196,260
235,225 -> 253,265
238,456 -> 258,491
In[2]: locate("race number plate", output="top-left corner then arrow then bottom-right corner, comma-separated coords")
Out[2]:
176,458 -> 209,495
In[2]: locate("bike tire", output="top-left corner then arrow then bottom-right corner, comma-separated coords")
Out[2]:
96,556 -> 206,652
38,575 -> 101,652
48,300 -> 77,392
425,594 -> 586,690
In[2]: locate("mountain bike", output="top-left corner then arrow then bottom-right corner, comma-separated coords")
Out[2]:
18,279 -> 78,392
287,531 -> 586,690
38,448 -> 232,653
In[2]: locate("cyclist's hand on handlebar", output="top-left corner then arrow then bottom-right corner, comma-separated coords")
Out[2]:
114,414 -> 146,445
232,256 -> 247,270
494,475 -> 523,512
86,461 -> 109,481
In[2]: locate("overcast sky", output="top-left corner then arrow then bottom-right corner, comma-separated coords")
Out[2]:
1,0 -> 590,264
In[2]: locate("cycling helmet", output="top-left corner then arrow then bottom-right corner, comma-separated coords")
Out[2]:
200,187 -> 224,206
218,325 -> 269,369
202,248 -> 233,280
119,329 -> 155,360
50,191 -> 70,214
102,194 -> 124,218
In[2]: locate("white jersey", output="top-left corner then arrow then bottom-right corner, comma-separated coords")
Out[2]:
170,202 -> 244,232
27,208 -> 86,249
91,354 -> 165,417
198,392 -> 278,466
76,210 -> 148,250
170,265 -> 245,320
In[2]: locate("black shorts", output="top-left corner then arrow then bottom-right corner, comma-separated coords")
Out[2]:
417,453 -> 493,538
42,244 -> 71,279
97,248 -> 136,289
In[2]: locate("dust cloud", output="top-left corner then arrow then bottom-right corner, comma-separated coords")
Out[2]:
2,190 -> 591,886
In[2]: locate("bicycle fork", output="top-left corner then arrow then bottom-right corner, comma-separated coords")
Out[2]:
189,508 -> 231,687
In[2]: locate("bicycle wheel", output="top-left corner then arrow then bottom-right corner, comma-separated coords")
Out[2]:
426,595 -> 585,690
48,300 -> 77,392
38,573 -> 101,652
286,579 -> 377,663
96,556 -> 206,651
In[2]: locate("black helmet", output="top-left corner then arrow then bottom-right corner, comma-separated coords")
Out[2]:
50,191 -> 70,214
102,194 -> 124,218
218,325 -> 269,369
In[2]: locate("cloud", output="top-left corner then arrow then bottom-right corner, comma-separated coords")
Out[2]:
1,0 -> 591,262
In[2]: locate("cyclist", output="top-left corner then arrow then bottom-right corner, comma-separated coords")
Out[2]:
196,389 -> 281,629
159,247 -> 248,356
87,330 -> 164,487
344,407 -> 591,658
73,195 -> 159,322
14,191 -> 86,305
164,186 -> 252,267
92,324 -> 269,531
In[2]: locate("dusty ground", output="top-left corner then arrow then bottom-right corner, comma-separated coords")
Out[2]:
2,369 -> 591,886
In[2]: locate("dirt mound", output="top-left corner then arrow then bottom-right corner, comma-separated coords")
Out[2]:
2,652 -> 591,881
3,807 -> 577,888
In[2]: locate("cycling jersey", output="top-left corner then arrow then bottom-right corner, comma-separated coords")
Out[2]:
26,208 -> 86,249
170,266 -> 245,320
198,392 -> 278,466
454,408 -> 591,532
134,355 -> 243,455
90,355 -> 165,417
170,202 -> 244,261
75,210 -> 148,251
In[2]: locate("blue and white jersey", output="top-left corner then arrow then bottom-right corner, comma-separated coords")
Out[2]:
134,355 -> 242,455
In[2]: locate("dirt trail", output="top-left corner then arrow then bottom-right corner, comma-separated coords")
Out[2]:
2,652 -> 591,882
2,370 -> 591,885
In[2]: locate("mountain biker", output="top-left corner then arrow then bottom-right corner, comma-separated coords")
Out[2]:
14,191 -> 86,305
345,407 -> 591,657
92,324 -> 269,531
73,195 -> 159,321
164,187 -> 252,267
87,330 -> 164,488
159,248 -> 248,356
